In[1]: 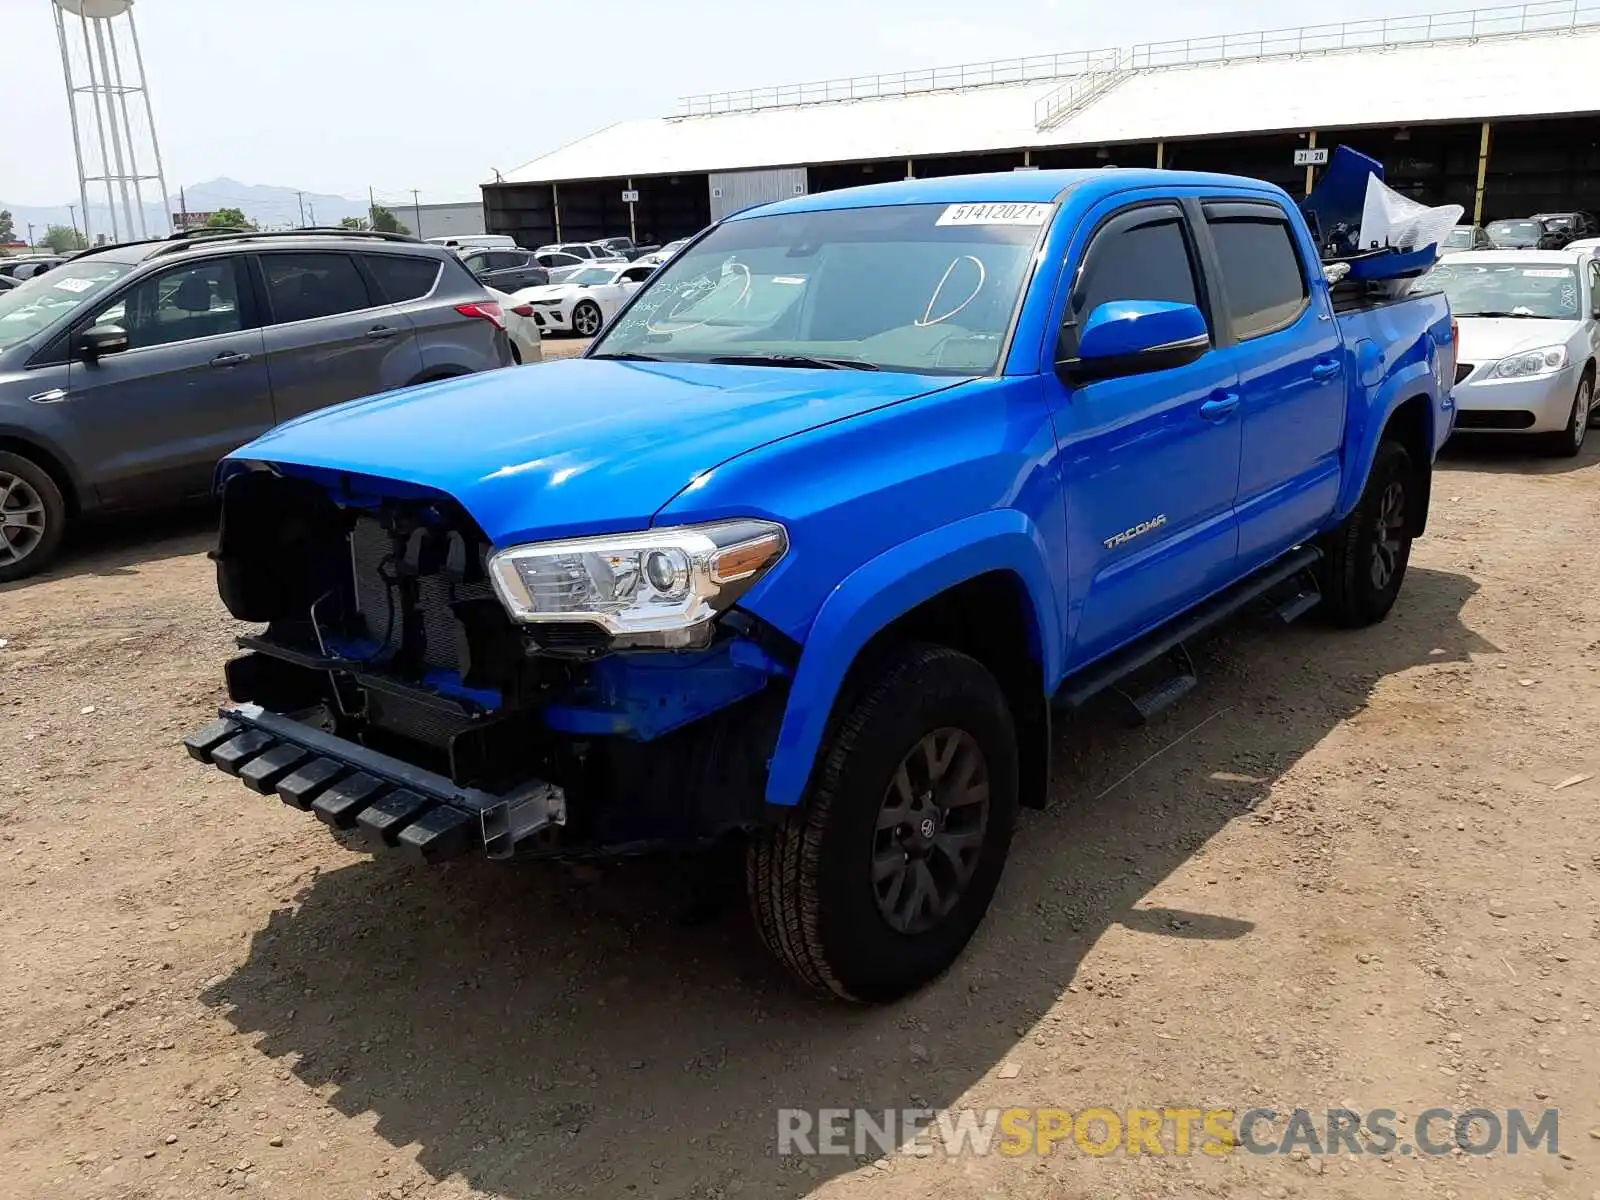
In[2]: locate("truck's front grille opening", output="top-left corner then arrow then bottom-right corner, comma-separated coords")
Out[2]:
349,516 -> 499,673
1455,409 -> 1536,430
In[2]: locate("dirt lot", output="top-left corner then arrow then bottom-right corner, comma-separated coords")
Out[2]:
2,434 -> 1598,1200
538,336 -> 592,361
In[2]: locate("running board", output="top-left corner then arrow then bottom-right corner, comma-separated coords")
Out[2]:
1109,643 -> 1198,726
1054,544 -> 1324,713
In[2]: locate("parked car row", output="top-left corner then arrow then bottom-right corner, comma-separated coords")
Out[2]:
0,226 -> 520,580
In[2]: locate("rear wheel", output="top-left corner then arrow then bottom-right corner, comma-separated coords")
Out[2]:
0,451 -> 67,583
572,301 -> 602,338
746,644 -> 1018,1002
1319,439 -> 1414,628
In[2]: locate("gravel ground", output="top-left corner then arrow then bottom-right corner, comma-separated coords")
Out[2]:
1,435 -> 1598,1200
538,336 -> 591,361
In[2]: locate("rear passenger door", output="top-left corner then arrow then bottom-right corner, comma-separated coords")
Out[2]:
1046,199 -> 1243,664
1198,200 -> 1344,566
253,251 -> 422,423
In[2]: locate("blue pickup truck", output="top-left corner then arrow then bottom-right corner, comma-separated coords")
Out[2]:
185,168 -> 1455,1001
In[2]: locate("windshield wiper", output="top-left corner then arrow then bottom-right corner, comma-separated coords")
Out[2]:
1458,311 -> 1546,319
705,353 -> 880,371
589,351 -> 665,362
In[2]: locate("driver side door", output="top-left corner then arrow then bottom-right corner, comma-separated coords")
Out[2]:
64,256 -> 273,509
598,265 -> 656,320
1044,199 -> 1244,666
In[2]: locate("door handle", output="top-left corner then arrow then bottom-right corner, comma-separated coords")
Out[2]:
1199,392 -> 1241,421
1310,360 -> 1342,382
211,352 -> 252,368
27,388 -> 68,404
365,326 -> 398,341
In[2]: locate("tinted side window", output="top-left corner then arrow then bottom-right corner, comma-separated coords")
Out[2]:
484,252 -> 522,269
1069,211 -> 1203,353
364,254 -> 441,302
262,253 -> 372,323
1205,211 -> 1309,339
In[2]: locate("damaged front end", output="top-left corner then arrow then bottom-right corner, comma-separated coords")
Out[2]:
185,465 -> 795,863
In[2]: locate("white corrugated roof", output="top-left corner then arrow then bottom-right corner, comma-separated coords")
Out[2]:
505,27 -> 1600,184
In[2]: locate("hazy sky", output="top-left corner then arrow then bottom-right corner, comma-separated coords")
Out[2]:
5,0 -> 1437,205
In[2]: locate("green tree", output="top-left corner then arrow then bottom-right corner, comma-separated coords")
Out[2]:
0,210 -> 15,244
207,207 -> 256,230
41,225 -> 88,253
368,205 -> 411,236
338,216 -> 366,230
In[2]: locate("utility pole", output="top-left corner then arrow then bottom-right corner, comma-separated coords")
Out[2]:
27,223 -> 35,249
296,190 -> 307,227
307,200 -> 317,226
67,205 -> 79,238
412,189 -> 422,238
179,186 -> 189,230
369,185 -> 377,230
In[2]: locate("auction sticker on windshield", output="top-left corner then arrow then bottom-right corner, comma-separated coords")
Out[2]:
937,203 -> 1053,227
53,278 -> 95,293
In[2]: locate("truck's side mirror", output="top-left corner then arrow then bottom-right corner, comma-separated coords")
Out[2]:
1058,300 -> 1209,385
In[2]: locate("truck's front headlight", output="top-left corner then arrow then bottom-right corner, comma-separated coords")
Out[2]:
1490,345 -> 1568,378
487,520 -> 788,647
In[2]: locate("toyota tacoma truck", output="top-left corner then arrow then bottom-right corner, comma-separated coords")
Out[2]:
185,167 -> 1455,1002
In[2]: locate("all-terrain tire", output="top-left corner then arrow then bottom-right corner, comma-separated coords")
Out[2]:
746,644 -> 1019,1003
1319,439 -> 1415,628
0,450 -> 67,584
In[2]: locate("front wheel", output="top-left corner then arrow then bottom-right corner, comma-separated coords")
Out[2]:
1319,439 -> 1415,628
1544,373 -> 1593,456
0,451 -> 67,584
746,644 -> 1019,1003
571,301 -> 601,338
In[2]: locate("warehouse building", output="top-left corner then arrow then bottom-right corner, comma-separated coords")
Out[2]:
399,199 -> 488,241
484,1 -> 1600,247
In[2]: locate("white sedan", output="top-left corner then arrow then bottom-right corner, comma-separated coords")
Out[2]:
1433,250 -> 1600,456
485,288 -> 542,364
507,262 -> 656,338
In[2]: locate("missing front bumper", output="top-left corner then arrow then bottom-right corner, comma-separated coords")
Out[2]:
184,703 -> 566,864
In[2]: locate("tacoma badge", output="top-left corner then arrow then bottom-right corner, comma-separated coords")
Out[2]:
1103,514 -> 1168,550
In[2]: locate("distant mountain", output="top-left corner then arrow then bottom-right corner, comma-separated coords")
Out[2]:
2,178 -> 372,241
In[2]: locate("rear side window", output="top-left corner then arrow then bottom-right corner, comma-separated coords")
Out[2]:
261,253 -> 373,323
363,254 -> 441,302
1204,208 -> 1310,339
1069,208 -> 1204,353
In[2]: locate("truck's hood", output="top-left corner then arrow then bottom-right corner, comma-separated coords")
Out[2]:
1458,316 -> 1582,362
236,358 -> 966,545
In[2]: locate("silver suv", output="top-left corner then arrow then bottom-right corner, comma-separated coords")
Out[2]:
0,228 -> 512,581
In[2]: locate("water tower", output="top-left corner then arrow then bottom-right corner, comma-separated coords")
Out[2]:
52,0 -> 171,243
